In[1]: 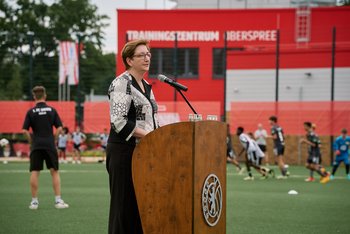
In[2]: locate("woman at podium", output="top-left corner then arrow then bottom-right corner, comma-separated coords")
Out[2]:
106,39 -> 159,234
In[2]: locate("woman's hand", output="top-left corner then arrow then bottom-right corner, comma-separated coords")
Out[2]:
133,128 -> 149,138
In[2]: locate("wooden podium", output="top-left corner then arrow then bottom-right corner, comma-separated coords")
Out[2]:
132,121 -> 226,234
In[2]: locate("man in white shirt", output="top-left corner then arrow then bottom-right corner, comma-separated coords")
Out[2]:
254,123 -> 269,165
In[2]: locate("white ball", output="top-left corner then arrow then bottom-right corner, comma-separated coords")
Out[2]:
0,138 -> 9,147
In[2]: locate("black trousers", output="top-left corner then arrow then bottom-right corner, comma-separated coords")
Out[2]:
106,142 -> 143,234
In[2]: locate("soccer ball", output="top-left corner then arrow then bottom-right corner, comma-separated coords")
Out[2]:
0,138 -> 9,147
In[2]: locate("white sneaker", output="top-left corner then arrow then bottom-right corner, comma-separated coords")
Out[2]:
55,200 -> 69,209
72,160 -> 76,164
244,176 -> 254,181
29,201 -> 39,210
77,160 -> 81,164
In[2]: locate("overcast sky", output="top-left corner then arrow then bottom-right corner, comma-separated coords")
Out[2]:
91,0 -> 177,53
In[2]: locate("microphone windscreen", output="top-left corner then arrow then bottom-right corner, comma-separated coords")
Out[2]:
157,74 -> 167,82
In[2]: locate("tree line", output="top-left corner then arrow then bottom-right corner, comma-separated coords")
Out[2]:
0,0 -> 116,101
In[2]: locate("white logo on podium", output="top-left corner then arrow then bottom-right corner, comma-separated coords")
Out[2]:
202,174 -> 222,227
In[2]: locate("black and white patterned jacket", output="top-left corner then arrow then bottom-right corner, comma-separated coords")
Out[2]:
107,71 -> 159,145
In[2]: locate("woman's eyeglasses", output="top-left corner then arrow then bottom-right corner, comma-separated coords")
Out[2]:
133,52 -> 152,60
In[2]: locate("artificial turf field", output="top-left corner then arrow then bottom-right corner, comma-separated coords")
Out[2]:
0,162 -> 349,234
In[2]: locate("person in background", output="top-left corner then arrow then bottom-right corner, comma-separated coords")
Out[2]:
57,127 -> 69,164
22,86 -> 69,210
304,123 -> 322,182
331,128 -> 350,180
99,128 -> 109,163
254,123 -> 269,166
237,127 -> 273,181
268,116 -> 290,179
226,124 -> 245,175
0,138 -> 10,164
300,122 -> 330,184
71,126 -> 86,164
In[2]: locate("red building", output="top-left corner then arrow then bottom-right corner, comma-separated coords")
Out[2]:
117,7 -> 350,134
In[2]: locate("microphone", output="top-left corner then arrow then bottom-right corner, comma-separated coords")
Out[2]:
157,74 -> 188,92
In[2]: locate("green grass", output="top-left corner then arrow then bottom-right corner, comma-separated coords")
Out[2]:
0,162 -> 349,234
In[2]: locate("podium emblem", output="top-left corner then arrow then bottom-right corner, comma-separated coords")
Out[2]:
202,174 -> 222,227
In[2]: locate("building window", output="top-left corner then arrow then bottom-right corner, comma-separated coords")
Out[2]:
213,48 -> 225,78
149,48 -> 199,78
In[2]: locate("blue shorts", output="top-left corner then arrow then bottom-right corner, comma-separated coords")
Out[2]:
334,155 -> 349,165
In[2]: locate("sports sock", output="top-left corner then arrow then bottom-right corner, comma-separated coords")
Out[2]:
309,170 -> 314,178
281,167 -> 287,176
55,196 -> 62,203
315,168 -> 327,177
248,170 -> 252,177
346,164 -> 349,175
32,197 -> 38,203
331,164 -> 339,176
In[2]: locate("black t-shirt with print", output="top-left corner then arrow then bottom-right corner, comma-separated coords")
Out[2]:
22,102 -> 62,150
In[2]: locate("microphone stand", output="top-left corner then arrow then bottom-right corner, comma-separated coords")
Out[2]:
176,88 -> 198,114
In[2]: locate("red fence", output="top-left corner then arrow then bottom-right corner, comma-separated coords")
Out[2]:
83,101 -> 221,133
229,101 -> 350,136
3,101 -> 348,136
0,101 -> 75,133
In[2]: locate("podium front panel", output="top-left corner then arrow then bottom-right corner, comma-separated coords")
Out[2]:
133,121 -> 227,234
194,121 -> 227,234
132,122 -> 194,234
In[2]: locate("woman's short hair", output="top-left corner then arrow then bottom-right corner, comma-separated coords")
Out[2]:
121,39 -> 150,70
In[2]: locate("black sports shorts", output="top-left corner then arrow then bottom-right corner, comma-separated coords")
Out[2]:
258,144 -> 266,152
273,145 -> 285,156
30,149 -> 59,171
73,143 -> 81,151
58,147 -> 66,152
307,151 -> 321,164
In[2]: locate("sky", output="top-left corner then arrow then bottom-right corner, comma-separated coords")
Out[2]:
91,0 -> 177,53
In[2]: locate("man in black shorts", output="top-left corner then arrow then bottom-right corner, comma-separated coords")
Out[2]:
300,122 -> 330,184
22,86 -> 69,210
269,116 -> 290,179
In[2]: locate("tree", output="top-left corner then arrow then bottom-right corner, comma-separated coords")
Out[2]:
6,63 -> 23,100
80,42 -> 116,95
339,0 -> 350,6
0,0 -> 112,100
